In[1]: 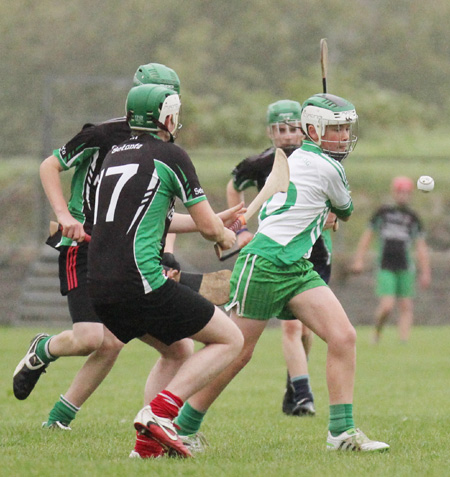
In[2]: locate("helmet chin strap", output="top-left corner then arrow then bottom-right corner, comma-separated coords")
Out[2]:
149,115 -> 175,143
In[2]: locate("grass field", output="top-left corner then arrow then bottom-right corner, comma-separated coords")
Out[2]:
2,325 -> 449,476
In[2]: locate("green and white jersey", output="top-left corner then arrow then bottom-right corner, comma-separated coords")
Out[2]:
243,141 -> 353,266
88,133 -> 206,303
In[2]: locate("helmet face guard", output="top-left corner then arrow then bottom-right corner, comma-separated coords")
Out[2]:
301,94 -> 358,161
266,99 -> 303,148
126,84 -> 181,139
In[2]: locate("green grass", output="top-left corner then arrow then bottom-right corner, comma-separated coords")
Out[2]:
2,325 -> 449,476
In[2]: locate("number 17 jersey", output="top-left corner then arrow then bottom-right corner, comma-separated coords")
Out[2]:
88,134 -> 206,304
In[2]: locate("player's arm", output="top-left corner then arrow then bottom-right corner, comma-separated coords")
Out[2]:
226,179 -> 253,248
39,155 -> 87,241
415,237 -> 431,289
163,233 -> 177,253
187,200 -> 235,250
226,179 -> 244,208
350,228 -> 374,274
169,202 -> 245,233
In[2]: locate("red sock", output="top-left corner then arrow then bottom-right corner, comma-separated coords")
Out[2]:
134,431 -> 165,458
150,390 -> 184,420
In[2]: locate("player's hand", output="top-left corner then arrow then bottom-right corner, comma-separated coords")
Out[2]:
419,269 -> 431,289
350,260 -> 364,274
237,230 -> 253,249
217,228 -> 236,250
58,213 -> 87,242
164,268 -> 181,282
217,202 -> 247,228
161,252 -> 181,272
324,212 -> 338,231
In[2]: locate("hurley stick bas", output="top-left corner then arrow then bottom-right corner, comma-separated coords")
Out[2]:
214,147 -> 290,259
320,38 -> 339,232
320,38 -> 328,94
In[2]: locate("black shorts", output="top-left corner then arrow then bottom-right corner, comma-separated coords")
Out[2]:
67,284 -> 102,324
311,260 -> 331,284
58,244 -> 89,295
92,278 -> 215,345
57,244 -> 101,324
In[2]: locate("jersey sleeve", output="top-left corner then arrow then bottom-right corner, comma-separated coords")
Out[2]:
232,158 -> 259,191
157,146 -> 207,208
410,211 -> 425,239
369,207 -> 385,231
324,161 -> 353,219
53,123 -> 101,171
231,149 -> 275,192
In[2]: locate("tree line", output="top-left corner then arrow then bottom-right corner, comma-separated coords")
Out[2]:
2,0 -> 450,156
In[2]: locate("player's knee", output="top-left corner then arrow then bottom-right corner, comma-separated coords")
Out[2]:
329,323 -> 356,351
100,333 -> 124,354
164,339 -> 194,361
282,320 -> 303,338
228,326 -> 244,356
76,334 -> 104,354
339,325 -> 357,349
236,343 -> 254,368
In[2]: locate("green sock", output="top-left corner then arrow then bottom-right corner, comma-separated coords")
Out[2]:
36,336 -> 58,364
174,401 -> 206,436
329,404 -> 355,436
46,395 -> 79,426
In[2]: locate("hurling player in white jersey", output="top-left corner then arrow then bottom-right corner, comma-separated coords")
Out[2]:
225,100 -> 321,417
175,93 -> 390,452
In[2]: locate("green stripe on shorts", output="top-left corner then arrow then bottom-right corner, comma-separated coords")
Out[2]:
225,253 -> 326,320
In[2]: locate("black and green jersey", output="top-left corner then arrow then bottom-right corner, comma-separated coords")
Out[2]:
53,117 -> 131,245
369,204 -> 424,271
88,134 -> 207,303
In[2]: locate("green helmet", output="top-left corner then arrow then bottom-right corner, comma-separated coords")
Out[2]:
126,84 -> 181,135
266,100 -> 302,126
301,93 -> 358,160
133,63 -> 181,94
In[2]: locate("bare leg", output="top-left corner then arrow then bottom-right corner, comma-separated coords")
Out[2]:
374,296 -> 395,343
288,286 -> 356,405
140,337 -> 195,404
157,307 -> 244,402
397,297 -> 413,342
187,312 -> 267,413
48,322 -> 106,357
302,324 -> 314,357
62,326 -> 124,407
281,320 -> 309,377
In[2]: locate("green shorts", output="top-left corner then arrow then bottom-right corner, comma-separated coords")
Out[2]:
225,253 -> 326,320
376,269 -> 416,298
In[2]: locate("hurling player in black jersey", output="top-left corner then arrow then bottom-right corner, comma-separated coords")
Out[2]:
225,100 -> 333,417
12,64 -> 198,436
88,83 -> 243,458
351,176 -> 431,343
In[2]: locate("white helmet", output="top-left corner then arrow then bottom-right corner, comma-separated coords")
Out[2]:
301,93 -> 358,161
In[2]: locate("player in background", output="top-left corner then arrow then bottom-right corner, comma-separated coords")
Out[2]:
351,176 -> 431,343
13,63 -> 231,432
87,84 -> 244,458
175,93 -> 390,452
226,99 -> 336,416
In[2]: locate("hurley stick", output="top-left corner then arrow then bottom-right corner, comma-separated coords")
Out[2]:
215,148 -> 290,259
